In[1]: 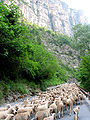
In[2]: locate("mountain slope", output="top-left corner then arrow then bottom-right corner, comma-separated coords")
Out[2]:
4,0 -> 87,36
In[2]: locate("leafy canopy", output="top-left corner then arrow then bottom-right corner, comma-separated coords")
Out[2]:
72,24 -> 90,56
77,52 -> 90,91
0,1 -> 67,87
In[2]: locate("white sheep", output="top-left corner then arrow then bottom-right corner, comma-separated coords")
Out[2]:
5,114 -> 14,120
17,107 -> 33,115
0,107 -> 16,119
49,101 -> 57,114
78,93 -> 83,105
56,100 -> 64,119
36,101 -> 49,112
43,113 -> 56,120
14,111 -> 30,120
0,104 -> 11,111
66,98 -> 73,116
73,106 -> 80,120
35,108 -> 53,120
24,98 -> 29,105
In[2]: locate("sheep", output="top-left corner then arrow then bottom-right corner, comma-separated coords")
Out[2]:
18,94 -> 27,99
0,113 -> 8,119
73,95 -> 78,106
32,104 -> 39,114
36,101 -> 49,112
0,108 -> 16,119
5,114 -> 14,120
66,98 -> 73,116
78,93 -> 83,105
24,102 -> 34,107
13,95 -> 17,101
14,112 -> 30,120
35,108 -> 53,120
49,101 -> 57,114
73,106 -> 80,120
0,83 -> 83,120
0,104 -> 11,111
43,113 -> 56,120
24,98 -> 29,105
56,100 -> 64,119
17,107 -> 33,115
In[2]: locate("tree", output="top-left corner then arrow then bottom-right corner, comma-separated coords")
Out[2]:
72,24 -> 90,56
0,1 -> 27,79
0,1 -> 67,88
77,52 -> 90,91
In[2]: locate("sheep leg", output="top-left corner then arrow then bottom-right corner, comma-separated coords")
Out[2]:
69,106 -> 71,116
75,101 -> 76,106
62,107 -> 63,117
66,104 -> 68,113
76,113 -> 78,120
55,109 -> 57,114
76,114 -> 78,120
58,111 -> 60,119
80,100 -> 81,105
73,112 -> 75,120
74,115 -> 75,120
79,98 -> 82,105
76,100 -> 78,105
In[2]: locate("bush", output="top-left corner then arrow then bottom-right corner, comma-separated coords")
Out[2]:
0,1 -> 69,100
20,43 -> 61,83
77,52 -> 90,91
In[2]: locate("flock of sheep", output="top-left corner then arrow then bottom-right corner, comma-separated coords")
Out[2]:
0,83 -> 83,120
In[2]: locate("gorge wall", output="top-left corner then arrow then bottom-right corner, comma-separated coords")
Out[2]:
4,0 -> 87,36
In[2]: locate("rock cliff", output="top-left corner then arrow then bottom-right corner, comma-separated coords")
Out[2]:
4,0 -> 86,36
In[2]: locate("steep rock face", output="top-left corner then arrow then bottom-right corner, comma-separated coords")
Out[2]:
41,33 -> 79,68
4,0 -> 86,36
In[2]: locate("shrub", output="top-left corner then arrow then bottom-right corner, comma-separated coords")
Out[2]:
77,52 -> 90,91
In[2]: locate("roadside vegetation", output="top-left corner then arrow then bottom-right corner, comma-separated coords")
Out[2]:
72,24 -> 90,92
0,1 -> 67,99
0,1 -> 90,100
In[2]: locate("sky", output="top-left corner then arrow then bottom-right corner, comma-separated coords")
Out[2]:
62,0 -> 90,23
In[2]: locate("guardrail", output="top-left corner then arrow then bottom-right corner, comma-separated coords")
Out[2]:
75,83 -> 90,100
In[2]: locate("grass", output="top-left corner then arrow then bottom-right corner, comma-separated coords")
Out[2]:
40,78 -> 65,91
0,77 -> 65,100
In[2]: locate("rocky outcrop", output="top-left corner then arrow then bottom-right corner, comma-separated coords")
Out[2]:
4,0 -> 87,36
43,40 -> 79,68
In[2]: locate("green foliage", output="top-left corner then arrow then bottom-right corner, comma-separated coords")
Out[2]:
42,29 -> 72,47
11,82 -> 28,94
77,52 -> 90,91
0,2 -> 28,79
72,24 -> 90,56
0,80 -> 28,97
0,1 -> 68,100
68,50 -> 72,56
59,60 -> 77,78
20,44 -> 62,83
